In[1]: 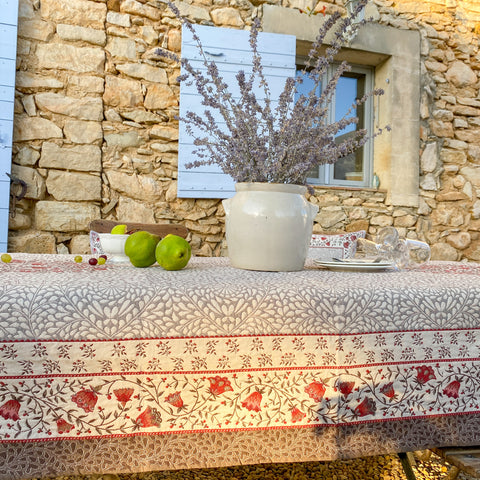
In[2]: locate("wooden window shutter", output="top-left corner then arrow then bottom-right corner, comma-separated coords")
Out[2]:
177,24 -> 296,198
0,0 -> 19,250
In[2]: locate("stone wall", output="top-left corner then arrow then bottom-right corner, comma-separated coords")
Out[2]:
7,0 -> 480,261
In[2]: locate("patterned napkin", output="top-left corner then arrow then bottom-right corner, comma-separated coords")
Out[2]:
308,230 -> 366,261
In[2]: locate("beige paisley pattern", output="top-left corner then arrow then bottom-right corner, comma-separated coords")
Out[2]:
1,417 -> 480,479
0,254 -> 480,479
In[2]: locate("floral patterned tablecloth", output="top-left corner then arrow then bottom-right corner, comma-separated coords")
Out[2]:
0,254 -> 479,479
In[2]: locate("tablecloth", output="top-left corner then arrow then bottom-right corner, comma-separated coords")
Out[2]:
0,254 -> 479,478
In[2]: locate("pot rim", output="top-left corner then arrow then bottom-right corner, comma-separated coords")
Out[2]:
235,182 -> 307,195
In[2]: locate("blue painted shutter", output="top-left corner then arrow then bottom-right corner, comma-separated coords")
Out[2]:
0,0 -> 18,250
178,24 -> 296,198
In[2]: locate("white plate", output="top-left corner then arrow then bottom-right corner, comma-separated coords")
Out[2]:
313,259 -> 395,272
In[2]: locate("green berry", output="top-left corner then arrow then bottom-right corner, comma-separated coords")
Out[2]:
74,255 -> 83,263
97,257 -> 106,265
1,253 -> 12,263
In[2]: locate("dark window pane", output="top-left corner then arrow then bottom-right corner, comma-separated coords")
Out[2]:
333,72 -> 366,182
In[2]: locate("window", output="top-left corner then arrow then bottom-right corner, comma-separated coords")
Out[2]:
296,64 -> 374,188
263,5 -> 421,208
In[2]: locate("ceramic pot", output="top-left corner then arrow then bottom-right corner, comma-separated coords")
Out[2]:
222,182 -> 319,271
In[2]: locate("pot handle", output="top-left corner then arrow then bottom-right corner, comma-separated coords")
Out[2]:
222,198 -> 231,215
309,202 -> 319,218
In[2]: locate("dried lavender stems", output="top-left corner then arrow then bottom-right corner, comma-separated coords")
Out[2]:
161,0 -> 388,186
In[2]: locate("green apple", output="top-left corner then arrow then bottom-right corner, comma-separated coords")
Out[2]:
124,231 -> 160,268
111,224 -> 127,234
155,234 -> 191,271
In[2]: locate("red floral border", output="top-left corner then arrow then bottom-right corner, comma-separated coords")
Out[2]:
1,330 -> 479,443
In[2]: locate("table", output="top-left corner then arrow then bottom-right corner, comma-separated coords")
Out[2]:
0,254 -> 479,479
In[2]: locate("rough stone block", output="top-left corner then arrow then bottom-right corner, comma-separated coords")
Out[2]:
211,7 -> 244,27
40,142 -> 101,172
117,197 -> 156,223
15,147 -> 40,166
105,170 -> 163,203
68,75 -> 104,94
36,43 -> 105,74
107,11 -> 131,27
121,110 -> 167,124
144,84 -> 177,110
35,201 -> 100,231
445,61 -> 477,87
440,149 -> 467,165
104,131 -> 142,148
15,72 -> 64,90
420,142 -> 438,173
46,170 -> 101,201
8,213 -> 31,230
120,0 -> 161,20
116,63 -> 168,83
103,76 -> 143,107
174,0 -> 210,22
64,120 -> 103,144
57,24 -> 106,46
430,242 -> 459,261
35,92 -> 103,121
106,37 -> 137,60
40,0 -> 107,29
369,214 -> 394,227
8,231 -> 57,254
447,231 -> 471,250
13,116 -> 62,142
11,164 -> 46,200
18,19 -> 55,42
460,166 -> 480,187
69,234 -> 91,254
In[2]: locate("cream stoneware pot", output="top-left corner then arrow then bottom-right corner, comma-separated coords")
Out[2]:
222,182 -> 319,271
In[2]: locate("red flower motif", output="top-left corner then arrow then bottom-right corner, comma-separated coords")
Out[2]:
443,380 -> 461,399
113,388 -> 134,407
305,381 -> 326,402
291,407 -> 306,423
56,418 -> 74,434
208,376 -> 233,396
380,382 -> 396,399
0,399 -> 20,421
354,397 -> 377,417
241,391 -> 262,412
136,406 -> 161,428
72,389 -> 98,413
165,391 -> 184,409
337,380 -> 355,397
415,365 -> 436,385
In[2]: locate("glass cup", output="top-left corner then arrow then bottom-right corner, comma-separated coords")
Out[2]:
376,226 -> 399,248
406,239 -> 431,266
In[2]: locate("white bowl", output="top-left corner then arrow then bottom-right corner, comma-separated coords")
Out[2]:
98,234 -> 130,263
